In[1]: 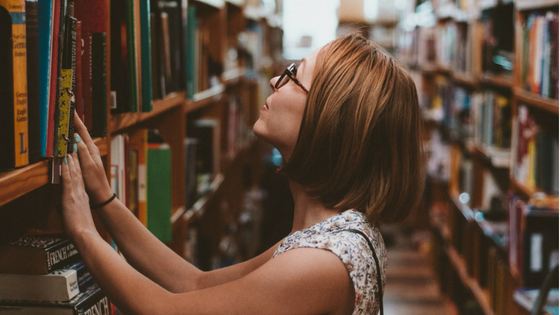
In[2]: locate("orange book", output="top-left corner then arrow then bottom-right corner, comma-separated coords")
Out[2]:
0,0 -> 29,168
128,129 -> 148,226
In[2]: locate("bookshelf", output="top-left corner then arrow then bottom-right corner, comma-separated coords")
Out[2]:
399,0 -> 559,313
0,0 -> 284,276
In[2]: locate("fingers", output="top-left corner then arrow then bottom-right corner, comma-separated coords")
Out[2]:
62,155 -> 71,187
75,132 -> 96,167
68,152 -> 85,190
74,112 -> 98,156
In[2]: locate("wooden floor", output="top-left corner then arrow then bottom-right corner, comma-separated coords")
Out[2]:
382,227 -> 456,315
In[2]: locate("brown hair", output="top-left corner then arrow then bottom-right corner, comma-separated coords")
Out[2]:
281,33 -> 425,224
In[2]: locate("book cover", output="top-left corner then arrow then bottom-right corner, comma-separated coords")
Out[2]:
147,142 -> 172,242
54,69 -> 72,157
38,0 -> 54,157
26,0 -> 40,164
0,0 -> 29,170
45,0 -> 61,157
139,0 -> 153,112
0,234 -> 80,274
91,32 -> 107,138
0,284 -> 111,315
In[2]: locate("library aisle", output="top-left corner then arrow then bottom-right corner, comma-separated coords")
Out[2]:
382,226 -> 454,315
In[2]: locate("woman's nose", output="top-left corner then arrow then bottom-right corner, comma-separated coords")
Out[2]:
270,77 -> 279,92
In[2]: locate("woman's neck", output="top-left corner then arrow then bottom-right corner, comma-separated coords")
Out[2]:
288,179 -> 341,233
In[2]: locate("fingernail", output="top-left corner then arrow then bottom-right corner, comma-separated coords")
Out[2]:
74,143 -> 78,152
64,156 -> 68,165
75,134 -> 81,143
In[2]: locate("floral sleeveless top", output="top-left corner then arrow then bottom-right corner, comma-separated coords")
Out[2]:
273,209 -> 387,315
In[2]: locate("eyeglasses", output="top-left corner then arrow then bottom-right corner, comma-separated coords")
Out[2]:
275,63 -> 309,94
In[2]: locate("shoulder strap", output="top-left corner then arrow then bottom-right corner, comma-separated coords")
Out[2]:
338,228 -> 384,315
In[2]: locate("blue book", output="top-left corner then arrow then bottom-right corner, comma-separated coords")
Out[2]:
38,0 -> 54,157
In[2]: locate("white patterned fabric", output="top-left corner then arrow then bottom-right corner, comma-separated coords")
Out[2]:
273,209 -> 387,315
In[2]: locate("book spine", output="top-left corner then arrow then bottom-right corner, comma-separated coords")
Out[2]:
45,240 -> 81,273
38,0 -> 53,157
147,144 -> 172,242
75,285 -> 111,315
139,0 -> 152,112
0,6 -> 15,171
91,32 -> 107,138
0,0 -> 29,168
186,6 -> 197,98
126,0 -> 138,113
65,13 -> 77,154
25,0 -> 40,164
82,32 -> 92,130
46,0 -> 60,156
75,21 -> 83,122
55,68 -> 72,157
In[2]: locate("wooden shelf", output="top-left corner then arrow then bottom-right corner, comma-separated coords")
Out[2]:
447,246 -> 494,315
225,0 -> 244,8
452,72 -> 479,88
480,73 -> 514,90
185,85 -> 225,113
0,137 -> 107,207
513,87 -> 559,114
510,178 -> 559,208
515,0 -> 558,10
109,92 -> 186,134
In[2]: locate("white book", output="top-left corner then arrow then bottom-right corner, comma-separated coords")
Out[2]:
0,269 -> 79,302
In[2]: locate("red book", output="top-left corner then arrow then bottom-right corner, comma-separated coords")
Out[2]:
75,21 -> 83,121
46,0 -> 61,157
73,0 -> 107,33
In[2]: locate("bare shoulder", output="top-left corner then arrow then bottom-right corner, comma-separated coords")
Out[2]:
171,247 -> 355,315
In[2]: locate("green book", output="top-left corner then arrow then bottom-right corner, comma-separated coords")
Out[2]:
139,0 -> 153,112
147,143 -> 172,242
186,5 -> 196,99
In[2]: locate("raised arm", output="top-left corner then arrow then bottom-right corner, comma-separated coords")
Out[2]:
72,113 -> 278,292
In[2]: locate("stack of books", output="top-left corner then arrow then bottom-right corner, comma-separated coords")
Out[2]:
0,232 -> 115,314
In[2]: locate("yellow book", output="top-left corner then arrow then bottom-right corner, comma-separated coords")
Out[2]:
0,0 -> 28,167
55,69 -> 73,157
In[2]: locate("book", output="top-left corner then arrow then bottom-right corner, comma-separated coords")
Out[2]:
110,0 -> 137,114
91,32 -> 107,137
45,0 -> 61,157
189,119 -> 220,194
0,234 -> 80,274
0,267 -> 81,302
147,141 -> 172,242
26,0 -> 40,164
75,20 -> 83,122
38,0 -> 54,157
184,137 -> 197,210
81,31 -> 92,131
139,0 -> 153,111
0,0 -> 29,170
128,129 -> 148,225
0,284 -> 111,315
186,5 -> 196,99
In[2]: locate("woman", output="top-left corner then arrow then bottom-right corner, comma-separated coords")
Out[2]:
61,33 -> 424,315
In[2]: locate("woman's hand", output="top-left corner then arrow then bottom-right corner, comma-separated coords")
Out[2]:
73,112 -> 113,205
61,152 -> 97,241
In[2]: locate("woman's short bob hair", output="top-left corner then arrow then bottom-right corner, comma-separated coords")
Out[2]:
280,33 -> 425,224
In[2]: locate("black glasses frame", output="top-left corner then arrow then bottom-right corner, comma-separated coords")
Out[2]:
275,63 -> 309,93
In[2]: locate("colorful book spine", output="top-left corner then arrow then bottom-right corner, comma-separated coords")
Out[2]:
38,0 -> 54,157
147,142 -> 172,242
139,0 -> 153,112
0,0 -> 29,168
